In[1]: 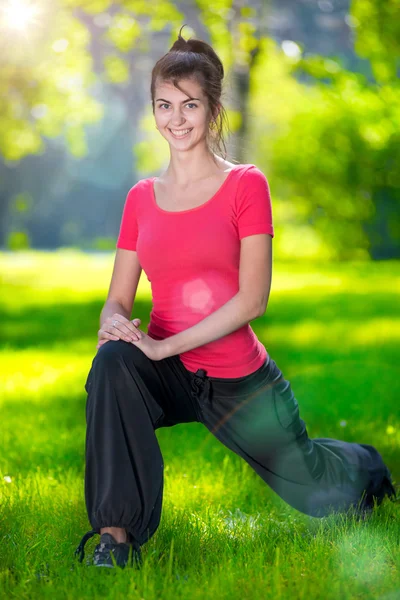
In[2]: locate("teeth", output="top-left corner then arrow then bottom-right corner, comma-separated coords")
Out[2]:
170,128 -> 192,136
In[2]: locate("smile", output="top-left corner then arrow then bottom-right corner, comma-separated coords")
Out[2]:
168,128 -> 193,138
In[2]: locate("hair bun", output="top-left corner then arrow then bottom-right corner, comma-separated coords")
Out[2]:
169,24 -> 224,79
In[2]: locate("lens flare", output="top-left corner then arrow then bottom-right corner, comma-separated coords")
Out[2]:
1,0 -> 41,31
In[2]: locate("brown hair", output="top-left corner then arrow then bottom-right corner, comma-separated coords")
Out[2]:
150,24 -> 231,162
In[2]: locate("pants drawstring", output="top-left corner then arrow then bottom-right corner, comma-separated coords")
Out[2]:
190,368 -> 211,413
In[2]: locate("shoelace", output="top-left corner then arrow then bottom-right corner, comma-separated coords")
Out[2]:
75,529 -> 99,563
74,529 -> 142,563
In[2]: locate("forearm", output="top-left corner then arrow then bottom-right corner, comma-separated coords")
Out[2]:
160,292 -> 261,359
100,300 -> 130,328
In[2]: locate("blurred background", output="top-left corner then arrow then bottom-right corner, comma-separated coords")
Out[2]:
1,0 -> 399,261
1,3 -> 400,596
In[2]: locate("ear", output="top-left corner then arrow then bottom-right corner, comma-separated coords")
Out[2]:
213,103 -> 221,121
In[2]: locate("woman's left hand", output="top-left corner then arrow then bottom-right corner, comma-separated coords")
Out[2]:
96,324 -> 166,361
130,330 -> 166,361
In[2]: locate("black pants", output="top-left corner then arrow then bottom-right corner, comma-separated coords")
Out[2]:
83,340 -> 391,547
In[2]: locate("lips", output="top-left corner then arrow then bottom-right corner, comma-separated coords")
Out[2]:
168,128 -> 193,138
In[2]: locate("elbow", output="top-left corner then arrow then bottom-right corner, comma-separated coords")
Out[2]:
256,296 -> 269,317
240,291 -> 267,319
256,303 -> 267,318
249,301 -> 266,320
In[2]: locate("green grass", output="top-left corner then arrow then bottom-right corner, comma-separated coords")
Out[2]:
0,250 -> 399,599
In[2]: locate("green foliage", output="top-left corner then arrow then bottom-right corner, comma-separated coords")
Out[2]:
1,0 -> 399,259
134,107 -> 171,174
103,54 -> 130,83
0,5 -> 104,161
11,193 -> 33,214
104,13 -> 141,53
87,236 -> 118,250
352,0 -> 400,84
248,2 -> 400,260
0,0 -> 184,163
6,230 -> 31,250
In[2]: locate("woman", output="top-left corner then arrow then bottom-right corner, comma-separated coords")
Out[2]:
75,26 -> 396,569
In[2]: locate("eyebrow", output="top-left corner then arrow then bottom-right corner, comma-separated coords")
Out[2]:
155,97 -> 201,103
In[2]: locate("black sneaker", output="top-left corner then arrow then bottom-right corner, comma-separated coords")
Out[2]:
74,529 -> 142,569
357,469 -> 398,517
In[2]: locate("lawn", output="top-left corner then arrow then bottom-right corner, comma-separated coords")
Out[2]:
0,250 -> 399,599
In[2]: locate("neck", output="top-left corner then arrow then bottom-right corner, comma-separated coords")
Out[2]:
163,146 -> 224,185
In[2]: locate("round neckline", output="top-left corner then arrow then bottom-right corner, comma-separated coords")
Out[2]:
150,165 -> 240,215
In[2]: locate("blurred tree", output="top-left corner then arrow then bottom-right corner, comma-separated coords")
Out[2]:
0,0 -> 264,238
248,0 -> 400,259
0,3 -> 103,161
352,0 -> 400,85
0,0 -> 183,236
195,0 -> 268,163
1,0 -> 399,259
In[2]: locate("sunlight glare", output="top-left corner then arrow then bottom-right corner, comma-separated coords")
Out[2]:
2,0 -> 41,31
281,40 -> 302,59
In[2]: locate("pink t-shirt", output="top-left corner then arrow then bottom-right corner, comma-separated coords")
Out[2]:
116,163 -> 274,378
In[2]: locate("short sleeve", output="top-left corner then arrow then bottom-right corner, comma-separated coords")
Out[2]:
116,184 -> 139,251
235,166 -> 274,239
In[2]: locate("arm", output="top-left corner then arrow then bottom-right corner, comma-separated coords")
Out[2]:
100,300 -> 131,328
102,248 -> 142,327
159,291 -> 262,359
98,248 -> 142,343
160,233 -> 273,359
101,184 -> 142,333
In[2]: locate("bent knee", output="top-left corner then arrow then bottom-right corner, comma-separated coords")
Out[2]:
94,339 -> 142,366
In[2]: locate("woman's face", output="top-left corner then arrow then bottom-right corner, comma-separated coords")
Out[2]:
153,77 -> 214,150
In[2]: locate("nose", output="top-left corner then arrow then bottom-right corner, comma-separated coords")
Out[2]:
169,107 -> 186,127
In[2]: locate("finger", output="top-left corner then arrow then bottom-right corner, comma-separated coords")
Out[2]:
112,325 -> 141,342
122,324 -> 142,339
108,321 -> 133,342
131,318 -> 142,332
110,316 -> 142,340
112,313 -> 141,330
111,313 -> 134,327
98,330 -> 119,342
119,323 -> 143,341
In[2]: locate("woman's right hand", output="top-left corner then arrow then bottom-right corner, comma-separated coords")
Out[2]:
96,314 -> 142,350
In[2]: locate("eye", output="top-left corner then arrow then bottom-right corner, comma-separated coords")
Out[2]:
158,103 -> 197,109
